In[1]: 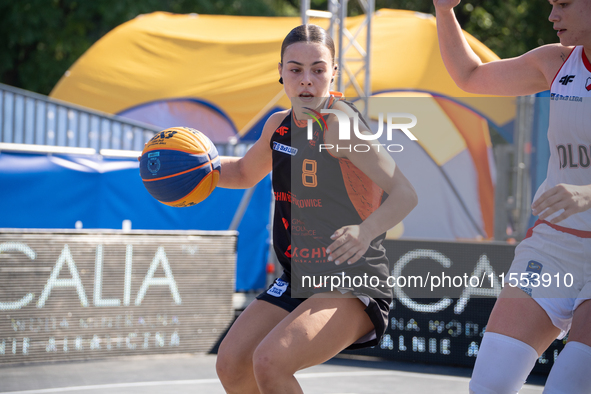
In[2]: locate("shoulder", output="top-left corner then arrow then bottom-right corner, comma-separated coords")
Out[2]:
526,44 -> 575,82
265,109 -> 290,130
260,109 -> 290,140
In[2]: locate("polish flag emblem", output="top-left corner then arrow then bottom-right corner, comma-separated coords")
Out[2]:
586,77 -> 591,91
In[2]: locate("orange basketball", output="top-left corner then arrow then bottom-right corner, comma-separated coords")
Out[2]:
139,127 -> 221,207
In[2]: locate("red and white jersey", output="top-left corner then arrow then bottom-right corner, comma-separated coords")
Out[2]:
534,46 -> 591,230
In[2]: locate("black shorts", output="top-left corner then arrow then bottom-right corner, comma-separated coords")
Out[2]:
256,272 -> 390,350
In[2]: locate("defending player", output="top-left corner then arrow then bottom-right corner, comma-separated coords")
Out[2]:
214,24 -> 417,393
433,0 -> 591,392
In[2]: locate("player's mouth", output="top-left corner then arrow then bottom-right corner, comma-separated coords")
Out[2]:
299,92 -> 315,101
556,28 -> 567,36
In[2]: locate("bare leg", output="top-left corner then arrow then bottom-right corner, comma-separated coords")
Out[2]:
252,291 -> 374,394
567,299 -> 591,347
486,285 -> 560,354
216,300 -> 289,394
542,299 -> 591,393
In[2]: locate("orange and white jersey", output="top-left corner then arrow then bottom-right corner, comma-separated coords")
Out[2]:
534,46 -> 591,230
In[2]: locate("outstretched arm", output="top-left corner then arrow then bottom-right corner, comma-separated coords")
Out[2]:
434,0 -> 566,96
217,111 -> 286,189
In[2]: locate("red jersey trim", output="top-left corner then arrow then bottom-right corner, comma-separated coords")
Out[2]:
525,219 -> 591,239
550,46 -> 577,87
582,47 -> 591,73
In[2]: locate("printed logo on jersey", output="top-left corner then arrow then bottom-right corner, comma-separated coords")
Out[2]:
276,126 -> 289,136
559,75 -> 575,85
520,260 -> 543,297
274,191 -> 323,209
272,141 -> 298,156
557,144 -> 591,169
267,278 -> 288,297
586,77 -> 591,91
284,245 -> 292,258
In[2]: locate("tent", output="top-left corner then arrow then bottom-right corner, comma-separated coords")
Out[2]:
50,9 -> 514,240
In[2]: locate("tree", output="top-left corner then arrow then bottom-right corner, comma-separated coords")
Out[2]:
0,0 -> 297,95
0,0 -> 557,95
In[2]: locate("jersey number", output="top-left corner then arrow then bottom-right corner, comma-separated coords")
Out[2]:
302,159 -> 317,187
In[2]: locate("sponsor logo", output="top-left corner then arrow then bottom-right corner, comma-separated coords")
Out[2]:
267,278 -> 288,297
559,75 -> 575,85
586,77 -> 591,92
274,191 -> 322,208
147,153 -> 161,175
520,260 -> 543,297
276,126 -> 289,136
291,247 -> 328,259
527,261 -> 543,273
551,93 -> 583,102
272,141 -> 298,156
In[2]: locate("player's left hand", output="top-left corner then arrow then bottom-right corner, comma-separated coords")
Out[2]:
531,183 -> 591,223
326,225 -> 370,265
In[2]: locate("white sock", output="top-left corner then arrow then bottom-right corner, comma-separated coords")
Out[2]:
469,332 -> 539,394
543,341 -> 591,394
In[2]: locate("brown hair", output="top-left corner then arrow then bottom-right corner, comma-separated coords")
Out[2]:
280,24 -> 336,65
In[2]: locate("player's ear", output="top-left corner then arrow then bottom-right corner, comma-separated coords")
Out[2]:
278,62 -> 283,84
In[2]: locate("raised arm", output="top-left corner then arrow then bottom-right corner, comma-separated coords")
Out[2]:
217,111 -> 287,189
434,0 -> 568,96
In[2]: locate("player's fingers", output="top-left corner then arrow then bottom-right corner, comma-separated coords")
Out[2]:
549,207 -> 575,224
533,193 -> 565,216
532,187 -> 560,211
330,227 -> 346,240
537,202 -> 565,221
347,250 -> 366,265
332,243 -> 356,265
327,234 -> 348,259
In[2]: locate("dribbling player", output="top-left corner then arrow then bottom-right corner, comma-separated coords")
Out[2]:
433,0 -> 591,392
214,24 -> 418,394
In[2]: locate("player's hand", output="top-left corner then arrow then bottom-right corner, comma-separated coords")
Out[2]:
433,0 -> 461,12
531,183 -> 591,224
326,225 -> 370,265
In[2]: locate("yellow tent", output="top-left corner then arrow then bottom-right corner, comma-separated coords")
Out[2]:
50,10 -> 513,141
50,10 -> 512,240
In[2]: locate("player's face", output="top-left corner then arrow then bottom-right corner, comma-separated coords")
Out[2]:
548,0 -> 591,48
279,42 -> 335,111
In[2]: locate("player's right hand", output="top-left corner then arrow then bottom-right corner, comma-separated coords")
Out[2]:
433,0 -> 461,12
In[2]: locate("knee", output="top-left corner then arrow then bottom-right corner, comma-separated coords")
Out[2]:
216,340 -> 253,388
252,345 -> 287,390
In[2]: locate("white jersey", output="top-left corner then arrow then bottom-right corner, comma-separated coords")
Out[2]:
533,46 -> 591,231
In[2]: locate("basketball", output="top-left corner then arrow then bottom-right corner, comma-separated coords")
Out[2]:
139,127 -> 221,207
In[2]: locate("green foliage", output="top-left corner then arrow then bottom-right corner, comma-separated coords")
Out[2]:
371,0 -> 558,58
0,0 -> 559,95
0,0 -> 297,95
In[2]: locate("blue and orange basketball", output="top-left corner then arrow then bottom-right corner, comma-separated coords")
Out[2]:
139,127 -> 221,207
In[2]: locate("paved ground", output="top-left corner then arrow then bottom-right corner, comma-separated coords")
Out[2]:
0,353 -> 547,394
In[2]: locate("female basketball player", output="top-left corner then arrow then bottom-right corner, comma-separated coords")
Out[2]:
214,24 -> 417,394
433,0 -> 591,392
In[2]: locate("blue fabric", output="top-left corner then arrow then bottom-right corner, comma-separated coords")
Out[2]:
0,152 -> 271,291
528,91 -> 551,228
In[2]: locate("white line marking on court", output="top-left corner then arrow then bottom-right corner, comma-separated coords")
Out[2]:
0,379 -> 221,394
0,369 -> 543,393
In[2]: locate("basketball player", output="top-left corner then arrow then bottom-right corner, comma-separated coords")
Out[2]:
214,24 -> 417,394
433,0 -> 591,392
